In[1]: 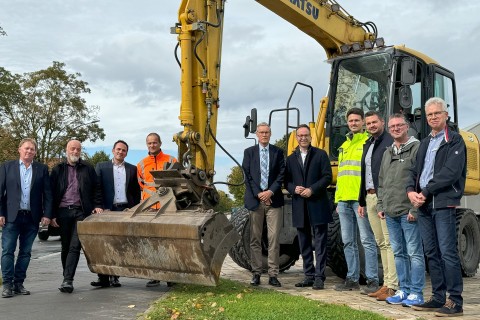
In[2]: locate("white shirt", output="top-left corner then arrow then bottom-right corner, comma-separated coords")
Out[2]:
113,160 -> 128,204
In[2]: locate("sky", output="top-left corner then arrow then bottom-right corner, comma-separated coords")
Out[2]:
2,0 -> 480,193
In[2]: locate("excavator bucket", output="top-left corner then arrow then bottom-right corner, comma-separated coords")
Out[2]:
77,187 -> 240,286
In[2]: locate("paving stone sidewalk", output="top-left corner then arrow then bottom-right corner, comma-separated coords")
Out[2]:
220,255 -> 479,320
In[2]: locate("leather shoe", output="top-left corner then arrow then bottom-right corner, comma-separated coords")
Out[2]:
13,284 -> 30,295
312,278 -> 324,290
146,280 -> 160,287
110,276 -> 121,287
90,280 -> 110,287
268,277 -> 281,287
295,277 -> 314,287
2,286 -> 13,298
250,274 -> 260,286
59,280 -> 74,293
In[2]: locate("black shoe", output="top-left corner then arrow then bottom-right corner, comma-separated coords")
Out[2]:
434,299 -> 463,317
268,277 -> 281,287
146,280 -> 160,287
360,279 -> 379,295
334,279 -> 360,291
59,280 -> 74,293
110,276 -> 121,287
411,296 -> 445,311
250,274 -> 260,286
295,277 -> 315,287
2,286 -> 13,298
312,278 -> 324,290
166,282 -> 175,287
13,284 -> 30,295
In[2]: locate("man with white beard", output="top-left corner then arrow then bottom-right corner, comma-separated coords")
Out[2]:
50,139 -> 103,293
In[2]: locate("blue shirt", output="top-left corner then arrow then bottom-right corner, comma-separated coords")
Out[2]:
420,130 -> 445,189
19,160 -> 33,210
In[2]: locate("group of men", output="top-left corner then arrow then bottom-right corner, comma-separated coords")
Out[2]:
1,132 -> 175,297
243,97 -> 466,317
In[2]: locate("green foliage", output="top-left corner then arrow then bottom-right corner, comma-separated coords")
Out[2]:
84,150 -> 110,167
0,62 -> 105,163
146,278 -> 388,320
215,190 -> 234,213
226,166 -> 245,207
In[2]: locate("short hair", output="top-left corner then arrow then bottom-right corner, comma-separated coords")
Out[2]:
146,132 -> 161,143
365,110 -> 382,119
388,113 -> 408,124
18,138 -> 37,150
256,122 -> 270,131
297,124 -> 311,132
346,107 -> 364,120
425,97 -> 448,112
113,140 -> 129,151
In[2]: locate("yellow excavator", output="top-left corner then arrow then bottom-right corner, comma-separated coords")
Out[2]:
77,0 -> 480,286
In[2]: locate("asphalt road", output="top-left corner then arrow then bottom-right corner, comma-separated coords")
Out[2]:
0,235 -> 169,320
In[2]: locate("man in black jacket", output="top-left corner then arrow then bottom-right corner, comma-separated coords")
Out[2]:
407,97 -> 466,317
50,140 -> 103,293
358,110 -> 397,299
90,140 -> 140,288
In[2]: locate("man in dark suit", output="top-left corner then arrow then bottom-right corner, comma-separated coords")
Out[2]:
90,140 -> 140,288
243,122 -> 285,287
285,124 -> 332,290
0,138 -> 52,298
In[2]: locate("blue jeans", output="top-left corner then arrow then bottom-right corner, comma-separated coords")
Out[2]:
418,206 -> 463,306
337,201 -> 378,283
1,212 -> 39,286
386,214 -> 425,295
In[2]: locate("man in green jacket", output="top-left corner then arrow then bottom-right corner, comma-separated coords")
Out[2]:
377,113 -> 425,306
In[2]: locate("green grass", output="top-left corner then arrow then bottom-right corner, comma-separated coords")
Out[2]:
144,278 -> 389,320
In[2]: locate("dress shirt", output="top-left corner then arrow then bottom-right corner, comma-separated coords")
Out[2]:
19,160 -> 33,210
420,130 -> 445,189
113,160 -> 128,204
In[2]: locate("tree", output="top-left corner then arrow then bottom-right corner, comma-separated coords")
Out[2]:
0,26 -> 6,36
226,165 -> 245,207
0,127 -> 18,162
215,190 -> 234,213
84,150 -> 110,167
0,62 -> 105,163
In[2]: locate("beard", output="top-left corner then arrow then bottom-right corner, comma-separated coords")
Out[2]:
67,154 -> 80,163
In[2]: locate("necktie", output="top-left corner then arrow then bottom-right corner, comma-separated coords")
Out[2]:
260,148 -> 268,190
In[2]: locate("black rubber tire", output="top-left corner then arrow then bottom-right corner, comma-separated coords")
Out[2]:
456,209 -> 480,277
228,207 -> 300,273
37,231 -> 49,241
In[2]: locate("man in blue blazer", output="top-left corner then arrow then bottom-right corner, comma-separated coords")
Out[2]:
0,138 -> 52,298
90,140 -> 140,288
285,124 -> 332,290
243,122 -> 285,287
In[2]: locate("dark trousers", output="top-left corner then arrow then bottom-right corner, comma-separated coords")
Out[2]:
297,212 -> 328,281
57,207 -> 85,281
418,206 -> 463,306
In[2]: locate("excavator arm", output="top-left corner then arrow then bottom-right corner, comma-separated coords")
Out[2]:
76,0 -> 386,286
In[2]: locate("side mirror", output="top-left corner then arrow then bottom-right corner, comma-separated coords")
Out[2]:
401,57 -> 416,85
249,108 -> 257,133
399,85 -> 412,109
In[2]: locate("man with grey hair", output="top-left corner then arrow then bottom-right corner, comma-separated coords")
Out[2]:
0,138 -> 52,298
406,97 -> 466,316
243,122 -> 285,287
50,139 -> 103,293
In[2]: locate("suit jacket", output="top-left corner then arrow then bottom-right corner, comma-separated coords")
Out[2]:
0,160 -> 53,223
242,144 -> 285,210
96,160 -> 141,209
285,146 -> 332,227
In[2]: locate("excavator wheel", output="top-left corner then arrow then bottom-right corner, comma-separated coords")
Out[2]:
228,207 -> 299,273
456,209 -> 480,277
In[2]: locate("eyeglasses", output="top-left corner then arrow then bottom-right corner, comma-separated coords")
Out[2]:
257,131 -> 271,135
426,111 -> 446,119
296,135 -> 310,140
388,123 -> 406,130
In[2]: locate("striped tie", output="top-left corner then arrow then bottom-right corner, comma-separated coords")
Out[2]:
260,148 -> 268,190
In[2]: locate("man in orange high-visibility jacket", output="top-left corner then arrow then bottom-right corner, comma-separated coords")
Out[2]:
136,132 -> 177,288
137,132 -> 177,202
